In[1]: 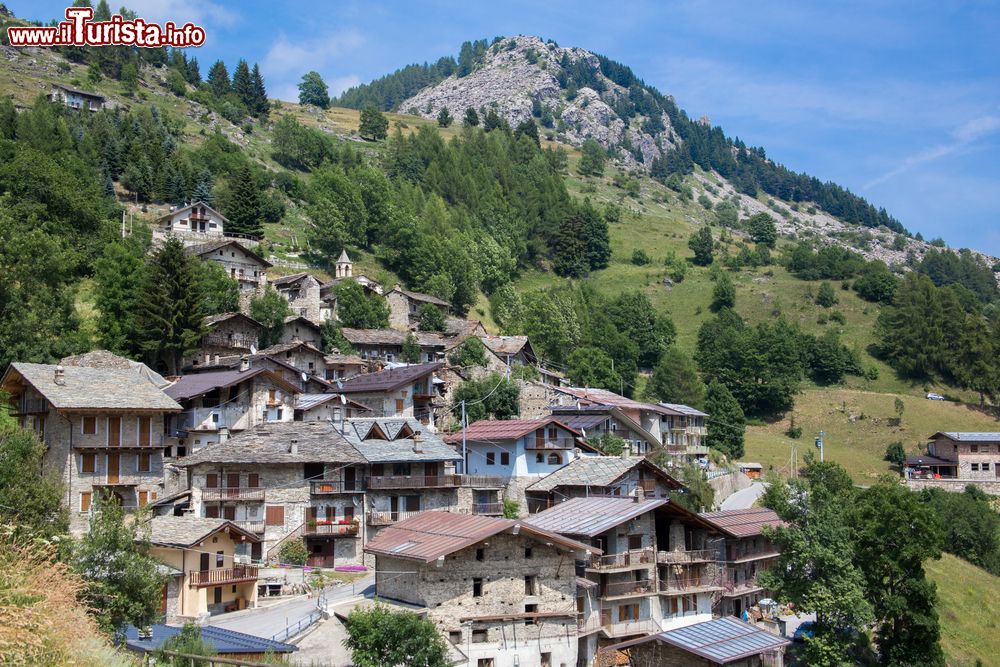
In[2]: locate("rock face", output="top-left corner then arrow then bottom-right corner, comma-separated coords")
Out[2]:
400,36 -> 677,168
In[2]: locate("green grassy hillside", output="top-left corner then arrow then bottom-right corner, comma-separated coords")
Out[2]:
928,553 -> 1000,667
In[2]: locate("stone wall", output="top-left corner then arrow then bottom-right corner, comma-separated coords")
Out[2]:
708,471 -> 753,509
905,478 -> 1000,496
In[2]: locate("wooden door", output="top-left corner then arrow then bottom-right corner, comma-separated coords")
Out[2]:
107,417 -> 121,447
424,462 -> 438,486
138,416 -> 151,446
390,496 -> 399,521
227,473 -> 240,491
199,552 -> 210,571
343,467 -> 356,491
107,453 -> 120,484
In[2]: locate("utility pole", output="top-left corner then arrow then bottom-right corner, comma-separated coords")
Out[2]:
815,431 -> 825,462
461,400 -> 467,475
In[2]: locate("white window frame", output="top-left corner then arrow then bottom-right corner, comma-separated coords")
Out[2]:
81,416 -> 97,436
106,416 -> 121,446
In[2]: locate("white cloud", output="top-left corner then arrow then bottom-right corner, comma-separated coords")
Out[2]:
866,114 -> 1000,188
124,0 -> 238,28
262,30 -> 366,102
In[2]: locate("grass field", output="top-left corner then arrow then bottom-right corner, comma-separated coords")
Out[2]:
928,553 -> 1000,667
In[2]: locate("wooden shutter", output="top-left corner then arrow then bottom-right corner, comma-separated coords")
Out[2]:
82,416 -> 96,435
138,490 -> 148,506
395,399 -> 404,413
80,492 -> 91,513
265,505 -> 284,526
344,506 -> 354,521
205,505 -> 219,518
227,473 -> 240,489
139,416 -> 151,446
138,453 -> 151,473
81,454 -> 95,473
247,473 -> 259,488
206,473 -> 218,488
107,416 -> 121,446
223,506 -> 236,520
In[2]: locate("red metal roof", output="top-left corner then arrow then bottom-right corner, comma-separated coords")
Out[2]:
444,417 -> 582,443
698,508 -> 784,538
363,511 -> 598,563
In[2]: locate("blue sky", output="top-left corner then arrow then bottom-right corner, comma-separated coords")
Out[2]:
11,0 -> 1000,253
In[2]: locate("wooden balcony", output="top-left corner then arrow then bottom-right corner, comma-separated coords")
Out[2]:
659,577 -> 724,595
203,487 -> 265,502
10,397 -> 47,414
600,617 -> 659,638
75,435 -> 165,450
725,548 -> 781,563
656,549 -> 717,565
472,502 -> 504,515
188,565 -> 258,587
367,510 -> 421,526
602,579 -> 655,599
310,480 -> 366,495
526,438 -> 577,450
303,521 -> 360,537
234,520 -> 265,534
367,474 -> 504,490
588,549 -> 655,572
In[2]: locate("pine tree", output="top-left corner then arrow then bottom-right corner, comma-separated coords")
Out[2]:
401,333 -> 421,363
224,163 -> 263,237
704,379 -> 745,459
577,139 -> 606,176
644,348 -> 706,407
298,71 -> 329,109
232,59 -> 253,110
688,226 -> 714,266
250,63 -> 268,117
359,104 -> 388,141
94,240 -> 146,358
191,169 -> 213,204
710,271 -> 736,311
186,56 -> 201,84
136,238 -> 207,375
250,288 -> 292,347
436,107 -> 453,127
463,107 -> 479,127
207,60 -> 230,98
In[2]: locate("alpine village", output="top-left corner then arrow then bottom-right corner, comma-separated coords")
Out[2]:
1,4 -> 1000,667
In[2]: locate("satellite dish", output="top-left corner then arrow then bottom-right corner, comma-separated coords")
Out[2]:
340,394 -> 347,404
301,371 -> 308,382
336,379 -> 343,389
249,345 -> 257,355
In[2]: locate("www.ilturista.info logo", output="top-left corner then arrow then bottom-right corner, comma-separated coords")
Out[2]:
6,7 -> 206,48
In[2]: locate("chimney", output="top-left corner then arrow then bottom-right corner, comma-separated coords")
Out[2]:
412,432 -> 423,453
53,365 -> 65,386
289,439 -> 298,455
620,448 -> 629,460
634,485 -> 645,502
240,355 -> 250,372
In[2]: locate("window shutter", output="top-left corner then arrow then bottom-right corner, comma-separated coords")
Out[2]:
80,492 -> 91,513
206,473 -> 218,488
205,505 -> 219,518
248,473 -> 259,488
265,505 -> 284,526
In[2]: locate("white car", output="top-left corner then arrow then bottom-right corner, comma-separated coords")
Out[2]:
926,393 -> 945,401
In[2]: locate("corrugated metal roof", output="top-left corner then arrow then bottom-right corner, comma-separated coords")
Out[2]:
337,362 -> 443,394
549,413 -> 608,431
443,417 -> 581,443
364,511 -> 598,562
524,497 -> 667,537
608,617 -> 789,663
698,508 -> 783,538
658,402 -> 709,417
124,624 -> 296,655
930,432 -> 1000,442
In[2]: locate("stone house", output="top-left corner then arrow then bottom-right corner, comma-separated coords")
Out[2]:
908,432 -> 1000,481
258,341 -> 327,377
386,286 -> 451,330
698,508 -> 783,619
526,497 -> 728,662
340,327 -> 449,364
324,353 -> 368,381
186,239 -> 271,309
147,516 -> 260,623
658,403 -> 710,463
602,616 -> 789,666
337,361 -> 444,426
548,404 -> 662,456
272,273 -> 322,323
184,312 -> 263,370
524,455 -> 684,514
365,511 -> 597,667
480,335 -> 537,367
163,365 -> 299,457
319,252 -> 385,322
446,417 -> 602,512
48,83 -> 107,111
293,393 -> 372,423
1,355 -> 181,534
281,315 -> 323,348
156,202 -> 227,245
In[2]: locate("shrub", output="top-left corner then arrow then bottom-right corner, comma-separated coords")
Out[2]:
631,248 -> 652,266
785,416 -> 803,439
279,539 -> 308,566
884,441 -> 906,466
502,500 -> 520,519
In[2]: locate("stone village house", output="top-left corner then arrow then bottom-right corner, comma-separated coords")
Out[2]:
386,286 -> 451,330
365,511 -> 597,667
905,432 -> 1000,492
184,312 -> 263,370
1,355 -> 181,534
336,361 -> 445,426
186,239 -> 271,311
272,273 -> 322,323
281,315 -> 324,348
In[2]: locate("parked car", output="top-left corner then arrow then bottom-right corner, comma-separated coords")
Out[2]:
926,393 -> 946,401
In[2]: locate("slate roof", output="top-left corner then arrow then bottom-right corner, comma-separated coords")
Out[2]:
186,239 -> 271,267
525,497 -> 668,537
203,312 -> 264,330
147,515 -> 259,548
607,616 -> 790,664
699,508 -> 783,539
340,328 -> 450,348
176,421 -> 366,466
2,362 -> 181,411
337,362 -> 443,394
283,315 -> 321,331
272,272 -> 311,287
526,455 -> 682,492
444,417 -> 582,444
164,367 -> 300,402
324,353 -> 367,367
59,350 -> 172,389
444,319 -> 486,338
337,248 -> 351,263
929,432 -> 1000,442
391,287 -> 451,308
481,335 -> 531,356
123,624 -> 296,655
51,83 -> 105,99
294,393 -> 371,413
343,418 -> 460,463
364,511 -> 598,563
259,340 -> 326,357
659,402 -> 709,417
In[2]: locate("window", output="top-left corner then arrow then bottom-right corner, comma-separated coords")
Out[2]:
265,505 -> 285,526
449,631 -> 462,645
524,603 -> 538,624
547,452 -> 561,465
248,473 -> 259,488
535,453 -> 544,463
524,547 -> 533,559
395,399 -> 405,413
972,464 -> 980,472
205,505 -> 219,518
213,587 -> 222,605
620,604 -> 639,621
206,473 -> 218,488
472,633 -> 489,646
138,490 -> 148,506
138,416 -> 151,446
107,416 -> 121,446
548,426 -> 557,440
82,416 -> 97,435
500,452 -> 510,466
392,462 -> 411,476
137,453 -> 151,473
81,453 -> 95,473
80,492 -> 91,513
524,575 -> 537,595
216,551 -> 225,567
628,535 -> 643,551
476,548 -> 485,562
971,444 -> 979,453
344,506 -> 354,522
983,462 -> 991,471
472,578 -> 483,597
485,452 -> 495,466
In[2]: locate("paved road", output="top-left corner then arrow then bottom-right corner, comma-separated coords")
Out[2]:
210,575 -> 375,640
721,482 -> 769,510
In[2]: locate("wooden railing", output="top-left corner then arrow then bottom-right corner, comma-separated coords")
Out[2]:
188,565 -> 258,587
588,549 -> 655,570
234,520 -> 265,534
202,333 -> 257,349
310,480 -> 366,494
303,522 -> 360,537
602,579 -> 654,597
203,487 -> 265,502
725,548 -> 780,563
75,435 -> 165,450
473,502 -> 504,515
526,438 -> 577,450
601,618 -> 659,637
659,577 -> 722,594
367,510 -> 420,526
656,549 -> 717,564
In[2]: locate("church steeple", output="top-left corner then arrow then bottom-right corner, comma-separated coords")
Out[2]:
335,249 -> 352,278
